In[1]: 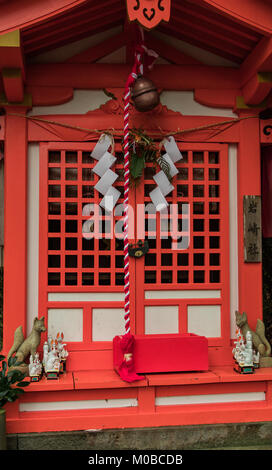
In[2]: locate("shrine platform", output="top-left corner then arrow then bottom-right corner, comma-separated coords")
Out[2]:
5,366 -> 272,434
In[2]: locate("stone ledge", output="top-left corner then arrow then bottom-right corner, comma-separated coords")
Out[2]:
7,421 -> 272,450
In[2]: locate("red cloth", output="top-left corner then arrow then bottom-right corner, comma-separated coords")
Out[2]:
262,146 -> 272,238
114,333 -> 145,383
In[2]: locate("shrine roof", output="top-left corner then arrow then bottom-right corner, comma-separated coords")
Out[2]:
0,0 -> 271,64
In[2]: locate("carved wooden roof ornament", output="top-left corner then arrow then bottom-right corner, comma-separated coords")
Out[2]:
126,0 -> 171,29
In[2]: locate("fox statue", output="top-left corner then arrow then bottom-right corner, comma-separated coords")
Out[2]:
8,317 -> 46,373
235,311 -> 271,358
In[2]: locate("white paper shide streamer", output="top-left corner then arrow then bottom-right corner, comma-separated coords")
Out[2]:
91,134 -> 182,214
91,134 -> 121,212
149,136 -> 183,211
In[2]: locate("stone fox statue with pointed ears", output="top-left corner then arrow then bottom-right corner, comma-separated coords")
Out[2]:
235,311 -> 271,357
8,316 -> 46,364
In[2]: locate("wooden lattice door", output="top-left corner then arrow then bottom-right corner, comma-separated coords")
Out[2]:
39,141 -> 137,358
134,142 -> 230,347
39,140 -> 229,362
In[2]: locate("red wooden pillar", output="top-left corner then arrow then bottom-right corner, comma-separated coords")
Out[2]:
2,108 -> 28,354
237,110 -> 262,328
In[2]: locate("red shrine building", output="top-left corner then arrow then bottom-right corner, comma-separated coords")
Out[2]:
1,0 -> 272,434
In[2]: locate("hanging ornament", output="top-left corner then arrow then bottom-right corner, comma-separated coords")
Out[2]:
149,136 -> 183,212
126,0 -> 171,30
132,76 -> 160,112
91,134 -> 121,213
128,240 -> 149,258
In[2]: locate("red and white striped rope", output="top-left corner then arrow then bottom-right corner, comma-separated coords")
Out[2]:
123,49 -> 143,334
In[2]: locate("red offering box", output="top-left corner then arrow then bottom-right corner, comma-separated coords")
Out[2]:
113,333 -> 208,375
134,334 -> 208,373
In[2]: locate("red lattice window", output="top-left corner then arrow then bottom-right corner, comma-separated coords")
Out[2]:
39,141 -> 229,349
141,145 -> 227,285
134,142 -> 229,342
41,143 -> 127,290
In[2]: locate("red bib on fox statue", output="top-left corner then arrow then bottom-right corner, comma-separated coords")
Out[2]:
126,0 -> 171,29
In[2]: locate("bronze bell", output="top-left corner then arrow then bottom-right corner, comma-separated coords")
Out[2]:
131,76 -> 160,112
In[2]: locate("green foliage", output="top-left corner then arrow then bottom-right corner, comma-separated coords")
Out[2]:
130,152 -> 145,181
0,355 -> 29,408
128,128 -> 171,184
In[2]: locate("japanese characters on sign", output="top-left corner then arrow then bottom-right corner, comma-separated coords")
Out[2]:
243,195 -> 262,263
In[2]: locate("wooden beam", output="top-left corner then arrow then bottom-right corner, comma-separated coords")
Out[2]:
239,36 -> 272,104
240,37 -> 272,86
0,30 -> 26,103
235,109 -> 262,333
0,30 -> 25,80
2,108 -> 28,355
2,68 -> 24,103
22,0 -> 120,40
22,3 -> 122,49
123,20 -> 139,65
26,63 -> 240,90
25,86 -> 74,106
172,1 -> 260,44
147,34 -> 202,65
159,23 -> 243,64
0,29 -> 21,48
65,31 -> 127,64
24,10 -> 124,55
194,88 -> 240,109
0,92 -> 32,108
0,0 -> 89,35
191,0 -> 272,35
242,72 -> 272,106
171,5 -> 252,58
0,117 -> 4,140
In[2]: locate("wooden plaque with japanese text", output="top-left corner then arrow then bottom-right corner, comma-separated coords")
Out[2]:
243,195 -> 262,263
